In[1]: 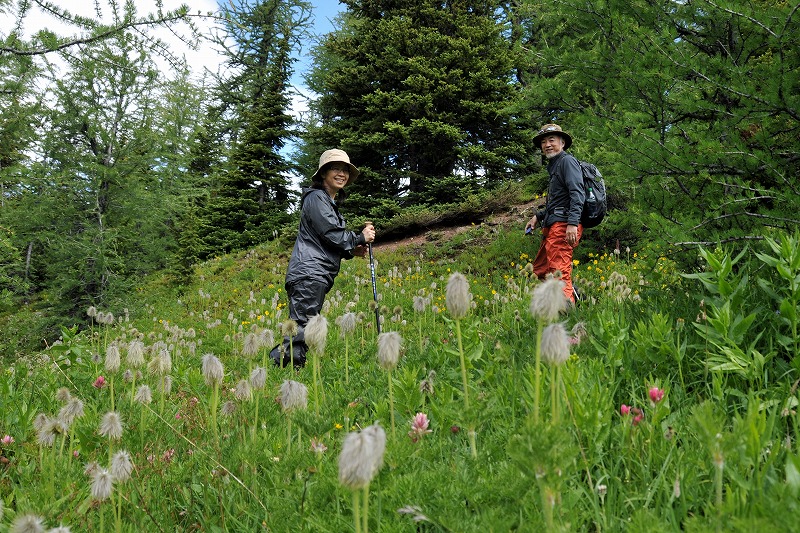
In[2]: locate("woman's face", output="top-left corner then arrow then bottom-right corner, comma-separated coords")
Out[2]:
322,163 -> 350,196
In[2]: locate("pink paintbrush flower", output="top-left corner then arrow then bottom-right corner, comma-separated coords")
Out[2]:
649,387 -> 665,404
408,412 -> 433,443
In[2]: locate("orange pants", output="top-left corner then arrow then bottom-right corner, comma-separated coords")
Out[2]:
532,222 -> 582,303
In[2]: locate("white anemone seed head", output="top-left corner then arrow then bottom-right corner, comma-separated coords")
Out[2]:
249,367 -> 267,390
104,343 -> 121,373
134,384 -> 152,405
280,380 -> 308,413
259,328 -> 275,350
234,379 -> 252,401
445,272 -> 471,320
339,312 -> 357,337
126,339 -> 146,367
201,353 -> 224,386
148,348 -> 172,376
376,331 -> 402,370
242,332 -> 260,358
338,423 -> 387,490
280,319 -> 299,338
110,450 -> 134,482
98,411 -> 123,441
90,467 -> 114,501
304,314 -> 328,354
10,514 -> 45,533
529,277 -> 567,322
540,323 -> 571,366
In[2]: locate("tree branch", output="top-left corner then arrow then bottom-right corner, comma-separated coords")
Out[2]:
1,14 -> 191,57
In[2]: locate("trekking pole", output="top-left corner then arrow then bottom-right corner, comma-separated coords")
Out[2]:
364,221 -> 381,334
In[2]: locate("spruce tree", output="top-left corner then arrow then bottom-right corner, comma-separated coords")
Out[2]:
305,0 -> 531,209
200,0 -> 310,254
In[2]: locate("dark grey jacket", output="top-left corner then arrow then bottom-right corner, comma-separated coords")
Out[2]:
535,151 -> 585,228
285,187 -> 366,287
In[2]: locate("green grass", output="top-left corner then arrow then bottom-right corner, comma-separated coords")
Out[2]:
1,224 -> 799,532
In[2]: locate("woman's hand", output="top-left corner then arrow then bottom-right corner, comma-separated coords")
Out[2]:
362,224 -> 376,243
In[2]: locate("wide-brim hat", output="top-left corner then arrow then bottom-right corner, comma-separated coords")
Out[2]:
311,149 -> 360,186
533,124 -> 572,150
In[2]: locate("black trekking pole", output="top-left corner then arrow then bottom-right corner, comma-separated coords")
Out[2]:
365,221 -> 381,334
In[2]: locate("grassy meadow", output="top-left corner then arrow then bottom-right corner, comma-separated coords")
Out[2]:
1,221 -> 799,532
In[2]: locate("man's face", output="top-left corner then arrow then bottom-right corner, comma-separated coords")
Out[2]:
540,135 -> 565,159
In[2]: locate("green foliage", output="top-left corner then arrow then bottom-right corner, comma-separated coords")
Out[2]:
2,214 -> 800,531
305,0 -> 534,206
754,231 -> 800,369
516,0 -> 800,246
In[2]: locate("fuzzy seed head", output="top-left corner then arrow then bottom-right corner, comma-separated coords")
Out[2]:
376,331 -> 402,371
540,323 -> 571,366
529,278 -> 567,322
220,400 -> 238,417
58,398 -> 85,426
134,385 -> 152,405
98,411 -> 123,441
304,315 -> 328,354
445,272 -> 471,320
105,343 -> 121,373
159,375 -> 173,395
259,328 -> 275,350
10,514 -> 44,533
234,379 -> 252,401
110,450 -> 134,482
55,387 -> 72,403
201,353 -> 224,386
249,367 -> 267,390
33,413 -> 49,432
90,467 -> 114,501
280,319 -> 299,338
148,348 -> 172,376
280,380 -> 308,413
339,312 -> 357,337
126,339 -> 146,367
338,423 -> 387,490
242,332 -> 260,358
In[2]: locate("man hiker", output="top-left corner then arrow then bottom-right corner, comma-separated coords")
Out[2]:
271,149 -> 376,367
524,124 -> 584,305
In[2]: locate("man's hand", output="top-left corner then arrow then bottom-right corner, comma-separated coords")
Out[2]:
565,224 -> 578,246
525,215 -> 538,234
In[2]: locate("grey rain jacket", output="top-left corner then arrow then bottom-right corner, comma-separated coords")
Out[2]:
534,151 -> 586,228
285,187 -> 366,288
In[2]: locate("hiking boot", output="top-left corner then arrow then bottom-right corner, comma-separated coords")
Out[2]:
270,340 -> 308,369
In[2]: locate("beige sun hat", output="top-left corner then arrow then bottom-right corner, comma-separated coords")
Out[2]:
533,124 -> 573,150
311,149 -> 360,186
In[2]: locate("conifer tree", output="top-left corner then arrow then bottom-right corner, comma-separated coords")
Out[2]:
200,0 -> 310,254
305,0 -> 532,209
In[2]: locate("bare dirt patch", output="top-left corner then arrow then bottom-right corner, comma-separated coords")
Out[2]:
373,199 -> 539,253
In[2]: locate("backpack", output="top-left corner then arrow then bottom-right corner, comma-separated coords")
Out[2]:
577,160 -> 607,228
